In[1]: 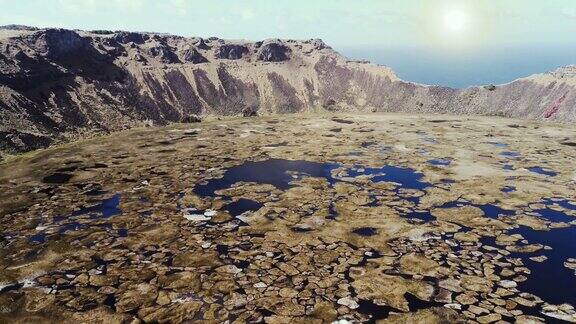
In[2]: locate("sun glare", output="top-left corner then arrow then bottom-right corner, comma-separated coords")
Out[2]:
443,8 -> 467,33
416,1 -> 495,50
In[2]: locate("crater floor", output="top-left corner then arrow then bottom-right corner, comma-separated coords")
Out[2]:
1,113 -> 576,323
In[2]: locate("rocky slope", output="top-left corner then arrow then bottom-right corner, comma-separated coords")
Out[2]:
1,26 -> 575,155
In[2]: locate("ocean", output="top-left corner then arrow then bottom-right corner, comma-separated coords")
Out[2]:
338,43 -> 576,89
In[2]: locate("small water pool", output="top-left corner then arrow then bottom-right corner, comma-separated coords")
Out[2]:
500,151 -> 521,158
194,159 -> 339,196
527,167 -> 557,177
29,194 -> 122,243
427,158 -> 451,166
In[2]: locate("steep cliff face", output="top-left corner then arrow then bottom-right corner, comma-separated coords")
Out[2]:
1,26 -> 575,154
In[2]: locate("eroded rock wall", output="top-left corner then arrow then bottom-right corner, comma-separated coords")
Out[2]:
1,26 -> 575,154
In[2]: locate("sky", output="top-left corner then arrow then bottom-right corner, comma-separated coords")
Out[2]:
1,0 -> 576,87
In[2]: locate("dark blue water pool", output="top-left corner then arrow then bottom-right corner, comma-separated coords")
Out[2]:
29,233 -> 46,244
503,164 -> 515,171
427,158 -> 451,166
195,159 -> 431,195
510,225 -> 576,307
527,167 -> 558,177
533,208 -> 575,223
346,166 -> 431,190
487,142 -> 509,148
71,194 -> 122,219
353,227 -> 378,236
478,204 -> 515,218
29,194 -> 122,243
500,151 -> 521,158
224,198 -> 263,216
435,200 -> 515,219
193,159 -> 433,230
421,137 -> 438,144
544,199 -> 576,210
194,159 -> 339,196
480,199 -> 576,309
501,186 -> 517,193
404,210 -> 436,222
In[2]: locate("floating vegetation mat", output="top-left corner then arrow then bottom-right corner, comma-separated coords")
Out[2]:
1,114 -> 576,323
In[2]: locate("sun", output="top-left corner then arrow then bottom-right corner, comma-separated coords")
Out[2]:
417,1 -> 494,50
443,8 -> 468,33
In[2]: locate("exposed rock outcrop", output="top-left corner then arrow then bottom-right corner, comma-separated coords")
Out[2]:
182,47 -> 208,63
147,44 -> 180,64
30,28 -> 90,59
1,26 -> 575,155
257,40 -> 291,62
114,31 -> 148,44
215,44 -> 249,60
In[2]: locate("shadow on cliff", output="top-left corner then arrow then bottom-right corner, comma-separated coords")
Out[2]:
2,29 -> 128,133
